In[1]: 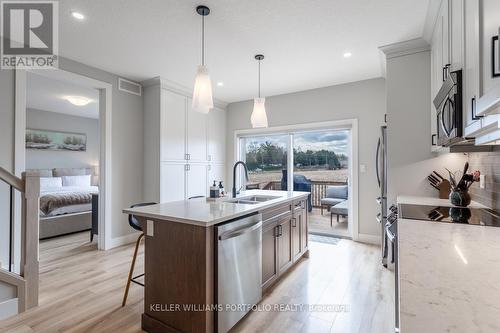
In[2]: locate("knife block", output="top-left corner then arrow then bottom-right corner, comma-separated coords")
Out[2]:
437,180 -> 452,199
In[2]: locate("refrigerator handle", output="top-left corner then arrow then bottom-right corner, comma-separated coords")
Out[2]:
375,138 -> 381,187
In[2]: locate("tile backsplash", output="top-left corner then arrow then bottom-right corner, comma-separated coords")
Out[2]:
467,149 -> 500,210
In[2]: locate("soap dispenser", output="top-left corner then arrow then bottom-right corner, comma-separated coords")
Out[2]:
218,181 -> 225,197
210,181 -> 220,199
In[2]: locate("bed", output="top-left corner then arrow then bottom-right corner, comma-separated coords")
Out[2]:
35,167 -> 99,239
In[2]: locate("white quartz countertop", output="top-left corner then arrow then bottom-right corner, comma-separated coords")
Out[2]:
397,196 -> 500,332
122,190 -> 309,227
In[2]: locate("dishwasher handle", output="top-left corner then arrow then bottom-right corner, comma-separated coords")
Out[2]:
218,221 -> 262,241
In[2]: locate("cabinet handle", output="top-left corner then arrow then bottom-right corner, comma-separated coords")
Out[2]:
442,64 -> 451,82
208,155 -> 211,161
471,97 -> 483,121
185,164 -> 190,171
431,134 -> 437,146
292,218 -> 297,227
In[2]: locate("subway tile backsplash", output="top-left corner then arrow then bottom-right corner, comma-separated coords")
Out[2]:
467,149 -> 500,211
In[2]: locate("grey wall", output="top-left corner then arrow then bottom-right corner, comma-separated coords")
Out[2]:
385,50 -> 466,204
0,55 -> 144,249
26,109 -> 99,170
226,78 -> 386,237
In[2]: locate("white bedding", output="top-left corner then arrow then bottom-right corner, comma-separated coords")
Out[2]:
39,186 -> 98,217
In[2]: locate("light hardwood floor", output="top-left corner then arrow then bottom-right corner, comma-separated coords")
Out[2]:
0,232 -> 394,333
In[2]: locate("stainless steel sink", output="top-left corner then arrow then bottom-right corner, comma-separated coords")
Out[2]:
225,195 -> 280,205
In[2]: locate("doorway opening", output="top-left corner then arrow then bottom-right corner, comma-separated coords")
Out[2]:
236,120 -> 357,239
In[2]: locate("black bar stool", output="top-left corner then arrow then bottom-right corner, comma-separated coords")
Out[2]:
122,202 -> 156,307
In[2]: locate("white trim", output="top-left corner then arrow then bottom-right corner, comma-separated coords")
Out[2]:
357,233 -> 380,245
141,76 -> 228,109
14,69 -> 113,251
107,232 -> 141,249
234,119 -> 359,241
422,0 -> 443,43
379,38 -> 430,60
0,298 -> 18,321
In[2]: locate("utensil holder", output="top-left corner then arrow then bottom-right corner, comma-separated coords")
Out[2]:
449,189 -> 471,207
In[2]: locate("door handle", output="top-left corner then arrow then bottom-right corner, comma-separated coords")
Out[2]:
219,221 -> 262,240
471,96 -> 483,121
375,138 -> 381,187
292,217 -> 297,227
431,134 -> 437,146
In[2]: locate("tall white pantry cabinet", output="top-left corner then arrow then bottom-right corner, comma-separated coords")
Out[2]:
142,78 -> 227,203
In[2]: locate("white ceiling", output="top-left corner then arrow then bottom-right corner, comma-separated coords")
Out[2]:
27,73 -> 99,119
59,0 -> 430,103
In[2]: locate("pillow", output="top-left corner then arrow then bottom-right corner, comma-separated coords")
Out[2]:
40,177 -> 62,189
61,175 -> 91,187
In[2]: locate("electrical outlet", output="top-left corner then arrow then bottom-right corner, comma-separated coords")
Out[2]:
147,220 -> 154,236
480,175 -> 485,189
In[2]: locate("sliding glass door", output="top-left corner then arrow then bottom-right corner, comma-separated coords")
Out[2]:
239,134 -> 289,191
238,128 -> 350,238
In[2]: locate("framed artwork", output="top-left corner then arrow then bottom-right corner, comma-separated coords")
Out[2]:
492,35 -> 500,77
26,128 -> 87,151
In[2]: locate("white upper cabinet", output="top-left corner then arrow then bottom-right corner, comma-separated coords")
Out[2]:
143,78 -> 227,202
463,0 -> 481,128
207,107 -> 226,163
161,89 -> 186,161
463,0 -> 500,143
186,98 -> 208,162
430,0 -> 500,145
449,0 -> 464,70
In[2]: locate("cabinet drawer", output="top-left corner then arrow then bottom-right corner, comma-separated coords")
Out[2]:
261,202 -> 292,223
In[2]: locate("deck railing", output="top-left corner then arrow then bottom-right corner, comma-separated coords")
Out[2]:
254,180 -> 347,207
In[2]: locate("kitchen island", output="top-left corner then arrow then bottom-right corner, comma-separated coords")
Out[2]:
123,190 -> 310,333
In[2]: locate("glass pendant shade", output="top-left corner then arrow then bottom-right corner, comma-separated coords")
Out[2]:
251,97 -> 268,128
192,65 -> 214,114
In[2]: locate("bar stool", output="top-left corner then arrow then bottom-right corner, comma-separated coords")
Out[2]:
121,202 -> 156,307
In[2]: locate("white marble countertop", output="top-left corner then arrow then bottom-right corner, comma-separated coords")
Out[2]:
122,190 -> 309,227
397,196 -> 500,332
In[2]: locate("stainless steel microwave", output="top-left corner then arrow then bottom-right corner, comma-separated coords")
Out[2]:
433,69 -> 463,146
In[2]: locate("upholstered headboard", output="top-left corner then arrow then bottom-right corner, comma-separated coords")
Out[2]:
29,167 -> 99,185
53,167 -> 92,177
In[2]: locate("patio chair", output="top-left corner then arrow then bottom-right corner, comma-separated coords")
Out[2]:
320,185 -> 348,215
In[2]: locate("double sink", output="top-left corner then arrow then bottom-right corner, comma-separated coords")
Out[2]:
225,195 -> 280,205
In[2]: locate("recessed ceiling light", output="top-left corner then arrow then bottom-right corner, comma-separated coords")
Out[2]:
71,11 -> 85,20
217,82 -> 224,87
343,52 -> 352,58
65,96 -> 91,106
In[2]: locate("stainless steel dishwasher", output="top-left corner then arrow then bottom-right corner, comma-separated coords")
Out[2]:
216,213 -> 262,333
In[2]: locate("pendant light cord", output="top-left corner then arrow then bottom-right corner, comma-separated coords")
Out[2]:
258,59 -> 261,98
201,15 -> 205,66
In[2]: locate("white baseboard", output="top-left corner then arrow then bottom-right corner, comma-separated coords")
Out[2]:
0,298 -> 18,321
107,232 -> 141,249
357,233 -> 380,245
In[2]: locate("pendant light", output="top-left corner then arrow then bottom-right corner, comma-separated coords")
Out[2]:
251,54 -> 268,128
192,5 -> 214,114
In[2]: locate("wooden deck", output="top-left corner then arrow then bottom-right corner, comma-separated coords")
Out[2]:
0,231 -> 393,333
309,208 -> 349,238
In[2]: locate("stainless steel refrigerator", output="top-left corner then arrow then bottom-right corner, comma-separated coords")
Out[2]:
375,125 -> 388,267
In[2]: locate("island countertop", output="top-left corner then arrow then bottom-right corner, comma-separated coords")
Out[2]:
122,190 -> 309,227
